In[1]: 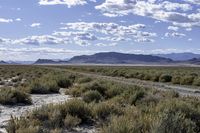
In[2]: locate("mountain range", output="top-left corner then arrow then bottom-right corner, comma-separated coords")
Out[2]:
155,52 -> 200,61
1,52 -> 200,65
67,52 -> 172,64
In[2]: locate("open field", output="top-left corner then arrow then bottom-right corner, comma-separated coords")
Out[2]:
1,65 -> 200,133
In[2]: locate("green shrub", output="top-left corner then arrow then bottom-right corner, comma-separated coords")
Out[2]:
45,81 -> 60,93
64,114 -> 81,129
83,90 -> 103,103
105,86 -> 124,98
92,102 -> 122,120
101,115 -> 136,133
180,76 -> 194,85
153,111 -> 196,133
172,76 -> 181,84
30,82 -> 49,94
56,77 -> 72,88
150,75 -> 160,82
84,82 -> 107,95
159,74 -> 172,82
77,77 -> 92,83
63,99 -> 92,122
0,88 -> 32,105
129,90 -> 145,105
193,78 -> 200,86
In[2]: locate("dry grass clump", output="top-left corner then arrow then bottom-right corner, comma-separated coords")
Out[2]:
29,73 -> 75,94
0,88 -> 32,105
6,99 -> 92,132
83,90 -> 103,103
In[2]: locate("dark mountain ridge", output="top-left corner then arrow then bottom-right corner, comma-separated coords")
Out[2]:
68,52 -> 173,64
34,59 -> 67,64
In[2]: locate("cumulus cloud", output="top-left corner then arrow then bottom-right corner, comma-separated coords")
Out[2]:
60,22 -> 156,44
168,26 -> 179,31
0,21 -> 156,46
95,0 -> 200,28
96,43 -> 117,47
0,18 -> 13,23
0,47 -> 95,61
13,35 -> 67,45
39,0 -> 96,7
184,0 -> 200,5
15,18 -> 22,21
134,38 -> 155,43
30,23 -> 41,28
165,32 -> 186,38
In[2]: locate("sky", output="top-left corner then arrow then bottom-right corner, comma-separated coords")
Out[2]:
0,0 -> 199,61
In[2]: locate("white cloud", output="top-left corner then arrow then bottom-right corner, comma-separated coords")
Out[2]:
15,18 -> 22,21
168,26 -> 179,31
13,35 -> 67,45
184,0 -> 200,5
0,18 -> 13,23
60,22 -> 156,44
165,32 -> 186,38
30,23 -> 41,28
39,0 -> 96,8
96,43 -> 117,47
134,38 -> 155,43
95,0 -> 200,28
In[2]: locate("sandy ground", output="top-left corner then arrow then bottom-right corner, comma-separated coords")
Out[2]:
0,93 -> 72,133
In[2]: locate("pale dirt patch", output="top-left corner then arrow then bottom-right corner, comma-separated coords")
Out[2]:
0,94 -> 72,133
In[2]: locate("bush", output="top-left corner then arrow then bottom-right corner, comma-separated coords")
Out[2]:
159,74 -> 172,82
101,115 -> 136,133
193,78 -> 200,86
0,88 -> 32,105
83,90 -> 103,103
64,114 -> 81,129
154,111 -> 196,133
84,82 -> 107,95
105,86 -> 124,98
30,82 -> 49,94
92,102 -> 122,120
6,99 -> 92,132
64,99 -> 92,122
172,76 -> 181,84
77,77 -> 92,83
180,76 -> 194,85
129,90 -> 145,105
150,75 -> 160,82
56,77 -> 72,88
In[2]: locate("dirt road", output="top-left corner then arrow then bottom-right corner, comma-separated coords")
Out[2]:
47,67 -> 200,97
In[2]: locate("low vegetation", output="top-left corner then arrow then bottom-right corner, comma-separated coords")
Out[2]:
6,74 -> 200,133
1,65 -> 200,133
0,88 -> 31,105
62,66 -> 200,87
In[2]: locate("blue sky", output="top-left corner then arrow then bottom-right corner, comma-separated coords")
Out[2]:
0,0 -> 199,61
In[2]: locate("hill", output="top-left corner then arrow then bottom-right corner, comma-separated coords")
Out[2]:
0,61 -> 8,64
68,52 -> 173,64
34,59 -> 67,64
155,52 -> 200,61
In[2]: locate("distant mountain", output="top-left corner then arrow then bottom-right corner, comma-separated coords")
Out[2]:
0,61 -> 8,64
13,61 -> 34,65
155,53 -> 200,61
186,58 -> 200,65
34,59 -> 67,64
68,52 -> 173,64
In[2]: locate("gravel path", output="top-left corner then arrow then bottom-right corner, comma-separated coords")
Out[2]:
47,67 -> 200,98
79,72 -> 200,97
